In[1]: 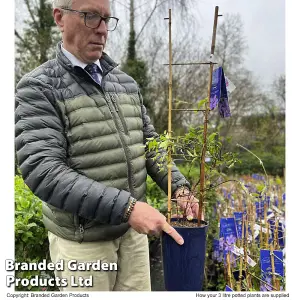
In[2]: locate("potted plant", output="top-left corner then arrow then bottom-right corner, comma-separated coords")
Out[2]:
145,6 -> 247,291
146,125 -> 241,291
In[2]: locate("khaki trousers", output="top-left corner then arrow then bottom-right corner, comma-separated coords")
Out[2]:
48,228 -> 151,291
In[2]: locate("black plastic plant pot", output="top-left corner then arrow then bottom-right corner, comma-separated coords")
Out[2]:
161,219 -> 209,291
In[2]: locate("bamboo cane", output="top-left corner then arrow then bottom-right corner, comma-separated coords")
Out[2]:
259,206 -> 263,248
265,222 -> 269,250
270,245 -> 276,291
167,9 -> 172,224
237,214 -> 245,291
227,252 -> 233,289
198,6 -> 220,226
274,219 -> 279,250
251,203 -> 255,247
264,202 -> 267,247
244,216 -> 249,288
239,197 -> 242,213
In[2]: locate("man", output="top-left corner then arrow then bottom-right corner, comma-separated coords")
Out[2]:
15,0 -> 199,291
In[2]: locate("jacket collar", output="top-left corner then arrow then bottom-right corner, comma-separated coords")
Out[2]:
56,41 -> 118,77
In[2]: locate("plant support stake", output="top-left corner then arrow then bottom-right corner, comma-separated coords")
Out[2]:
166,9 -> 173,224
198,6 -> 220,226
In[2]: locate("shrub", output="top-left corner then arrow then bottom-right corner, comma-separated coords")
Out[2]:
14,175 -> 57,291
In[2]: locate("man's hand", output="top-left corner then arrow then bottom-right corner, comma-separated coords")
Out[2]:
128,202 -> 184,245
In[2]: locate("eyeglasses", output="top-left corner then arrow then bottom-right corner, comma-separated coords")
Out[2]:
61,8 -> 119,31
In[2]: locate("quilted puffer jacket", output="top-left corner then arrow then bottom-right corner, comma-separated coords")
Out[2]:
15,42 -> 190,242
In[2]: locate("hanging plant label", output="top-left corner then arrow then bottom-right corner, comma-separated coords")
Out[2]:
272,205 -> 284,215
225,76 -> 236,94
220,218 -> 238,240
260,249 -> 284,291
210,67 -> 223,110
254,223 -> 272,234
231,245 -> 256,267
233,212 -> 246,239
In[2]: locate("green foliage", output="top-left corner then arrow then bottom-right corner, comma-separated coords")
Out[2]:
15,176 -> 57,291
231,150 -> 285,177
121,0 -> 153,117
122,59 -> 150,99
146,176 -> 167,214
146,126 -> 241,192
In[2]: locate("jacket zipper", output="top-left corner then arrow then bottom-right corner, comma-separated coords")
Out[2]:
78,222 -> 84,243
100,80 -> 135,197
110,95 -> 129,136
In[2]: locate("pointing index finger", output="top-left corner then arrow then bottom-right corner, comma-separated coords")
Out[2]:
162,222 -> 184,245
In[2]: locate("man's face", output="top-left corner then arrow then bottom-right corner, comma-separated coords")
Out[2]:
61,0 -> 110,63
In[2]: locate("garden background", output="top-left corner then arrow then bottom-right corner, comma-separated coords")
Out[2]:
14,0 -> 285,292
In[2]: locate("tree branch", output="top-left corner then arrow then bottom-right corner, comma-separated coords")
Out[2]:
135,0 -> 159,43
24,0 -> 39,32
15,30 -> 39,60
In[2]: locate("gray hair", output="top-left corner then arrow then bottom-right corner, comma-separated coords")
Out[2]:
52,0 -> 74,9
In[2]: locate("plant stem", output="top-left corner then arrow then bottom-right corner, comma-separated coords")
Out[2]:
198,6 -> 219,226
236,143 -> 269,187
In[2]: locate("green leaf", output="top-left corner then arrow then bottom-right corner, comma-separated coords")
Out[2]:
251,193 -> 260,198
186,150 -> 194,157
208,132 -> 217,142
197,97 -> 208,109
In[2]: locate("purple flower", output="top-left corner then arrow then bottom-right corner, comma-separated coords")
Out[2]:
226,234 -> 236,246
219,237 -> 224,251
212,250 -> 219,260
217,254 -> 223,263
261,275 -> 272,292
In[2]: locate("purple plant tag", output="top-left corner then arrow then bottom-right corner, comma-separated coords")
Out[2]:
218,97 -> 231,118
260,250 -> 284,275
218,69 -> 231,118
213,239 -> 223,262
210,66 -> 231,118
210,67 -> 222,110
260,249 -> 284,291
268,218 -> 275,244
255,201 -> 265,219
220,218 -> 238,239
234,212 -> 244,239
225,285 -> 233,291
220,218 -> 237,266
278,222 -> 285,248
